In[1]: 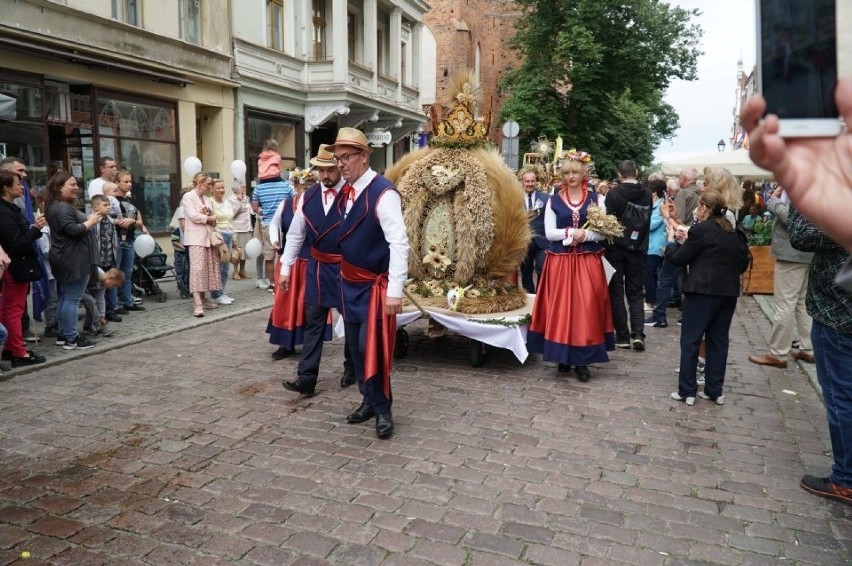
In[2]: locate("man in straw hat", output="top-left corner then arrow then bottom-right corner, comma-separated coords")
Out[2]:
330,127 -> 409,439
278,144 -> 355,395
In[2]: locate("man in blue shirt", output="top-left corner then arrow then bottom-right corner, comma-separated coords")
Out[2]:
251,173 -> 294,288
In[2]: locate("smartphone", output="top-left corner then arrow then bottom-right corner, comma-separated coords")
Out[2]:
756,0 -> 842,137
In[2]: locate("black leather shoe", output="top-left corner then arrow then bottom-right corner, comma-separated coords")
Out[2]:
375,412 -> 394,438
115,307 -> 129,315
271,347 -> 294,360
575,366 -> 590,382
340,366 -> 356,388
282,378 -> 316,396
106,312 -> 123,322
557,363 -> 571,373
346,403 -> 375,424
124,304 -> 146,312
11,353 -> 46,367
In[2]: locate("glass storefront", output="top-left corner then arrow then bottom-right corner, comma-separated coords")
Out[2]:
0,74 -> 49,192
244,109 -> 303,187
97,92 -> 178,232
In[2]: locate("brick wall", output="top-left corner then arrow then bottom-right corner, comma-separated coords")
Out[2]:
424,0 -> 522,144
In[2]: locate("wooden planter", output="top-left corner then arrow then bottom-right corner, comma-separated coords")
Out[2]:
743,245 -> 775,295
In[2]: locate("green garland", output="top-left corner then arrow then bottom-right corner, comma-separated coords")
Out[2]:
468,313 -> 531,327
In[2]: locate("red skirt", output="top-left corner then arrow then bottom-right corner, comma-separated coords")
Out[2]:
266,257 -> 308,347
527,250 -> 615,365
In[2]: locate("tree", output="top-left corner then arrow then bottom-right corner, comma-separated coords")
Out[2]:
500,0 -> 702,178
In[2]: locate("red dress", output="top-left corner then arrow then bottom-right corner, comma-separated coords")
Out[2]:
527,192 -> 615,365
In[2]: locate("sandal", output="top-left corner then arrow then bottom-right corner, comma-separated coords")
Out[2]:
193,305 -> 204,317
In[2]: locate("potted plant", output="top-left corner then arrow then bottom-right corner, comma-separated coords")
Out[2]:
743,214 -> 775,294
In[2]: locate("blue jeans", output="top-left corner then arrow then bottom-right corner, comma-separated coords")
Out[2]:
211,231 -> 233,299
812,320 -> 852,487
115,241 -> 135,307
644,254 -> 663,304
0,322 -> 7,345
652,255 -> 681,321
58,275 -> 89,342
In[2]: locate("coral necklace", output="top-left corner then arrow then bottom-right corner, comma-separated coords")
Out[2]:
561,187 -> 588,227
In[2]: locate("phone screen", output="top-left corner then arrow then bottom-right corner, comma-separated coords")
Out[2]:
758,0 -> 837,119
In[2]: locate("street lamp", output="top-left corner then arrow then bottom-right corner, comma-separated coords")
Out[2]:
717,138 -> 726,153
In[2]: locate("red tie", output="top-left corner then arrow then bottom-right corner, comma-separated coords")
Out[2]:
323,188 -> 336,204
342,183 -> 355,203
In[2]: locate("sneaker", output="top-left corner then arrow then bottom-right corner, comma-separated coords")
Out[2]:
670,392 -> 695,406
115,307 -> 129,315
631,337 -> 645,351
698,391 -> 724,405
215,296 -> 233,305
124,304 -> 146,312
55,337 -> 66,346
133,296 -> 144,305
800,475 -> 852,505
267,286 -> 275,293
256,279 -> 270,290
696,376 -> 706,386
222,295 -> 235,303
644,315 -> 667,328
106,312 -> 123,322
644,303 -> 654,313
676,317 -> 683,326
63,336 -> 96,350
615,341 -> 631,349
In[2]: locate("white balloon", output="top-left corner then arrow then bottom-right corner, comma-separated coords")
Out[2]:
244,238 -> 263,260
183,156 -> 202,177
230,159 -> 247,180
133,234 -> 157,258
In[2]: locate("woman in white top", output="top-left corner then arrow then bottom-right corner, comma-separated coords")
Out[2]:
210,179 -> 235,305
227,182 -> 252,280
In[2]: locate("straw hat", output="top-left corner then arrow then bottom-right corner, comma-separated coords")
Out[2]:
328,127 -> 372,153
309,144 -> 337,167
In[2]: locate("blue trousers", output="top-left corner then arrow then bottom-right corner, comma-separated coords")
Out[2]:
652,256 -> 682,321
644,254 -> 663,304
812,320 -> 852,487
211,231 -> 233,299
520,244 -> 545,294
677,293 -> 737,398
58,275 -> 89,342
344,319 -> 392,415
297,303 -> 353,384
115,241 -> 135,307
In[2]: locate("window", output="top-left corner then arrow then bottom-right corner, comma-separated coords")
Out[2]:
377,28 -> 385,75
268,0 -> 284,51
312,0 -> 327,61
112,0 -> 140,26
348,13 -> 357,63
179,0 -> 200,45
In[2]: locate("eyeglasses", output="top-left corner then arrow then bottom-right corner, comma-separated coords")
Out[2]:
335,151 -> 362,164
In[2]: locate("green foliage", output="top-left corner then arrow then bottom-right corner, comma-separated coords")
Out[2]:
500,0 -> 703,178
748,218 -> 774,246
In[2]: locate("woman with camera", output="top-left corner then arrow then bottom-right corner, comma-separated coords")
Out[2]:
0,170 -> 48,365
180,173 -> 222,317
668,190 -> 750,407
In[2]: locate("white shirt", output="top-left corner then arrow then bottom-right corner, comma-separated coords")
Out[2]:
278,178 -> 345,277
87,177 -> 106,200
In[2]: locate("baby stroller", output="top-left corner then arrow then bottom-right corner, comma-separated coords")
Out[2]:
171,227 -> 191,299
132,242 -> 178,302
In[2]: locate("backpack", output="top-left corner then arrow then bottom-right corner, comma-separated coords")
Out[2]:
614,199 -> 652,252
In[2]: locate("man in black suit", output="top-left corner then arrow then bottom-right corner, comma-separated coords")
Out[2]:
519,166 -> 549,294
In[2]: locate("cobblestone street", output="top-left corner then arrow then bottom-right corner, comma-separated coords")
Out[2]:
0,293 -> 850,565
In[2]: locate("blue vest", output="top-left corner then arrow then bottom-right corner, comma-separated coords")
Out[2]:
547,193 -> 604,254
302,183 -> 344,308
337,175 -> 397,322
280,197 -> 310,261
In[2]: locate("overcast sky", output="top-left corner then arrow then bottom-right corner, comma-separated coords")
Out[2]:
654,0 -> 756,162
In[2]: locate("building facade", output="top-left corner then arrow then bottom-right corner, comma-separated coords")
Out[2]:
0,0 -> 237,233
231,0 -> 432,179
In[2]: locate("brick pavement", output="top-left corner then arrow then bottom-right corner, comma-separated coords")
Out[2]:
0,295 -> 850,565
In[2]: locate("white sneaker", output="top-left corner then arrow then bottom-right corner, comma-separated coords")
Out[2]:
256,279 -> 269,290
670,392 -> 695,406
222,295 -> 235,303
215,296 -> 233,305
698,391 -> 724,405
697,376 -> 706,386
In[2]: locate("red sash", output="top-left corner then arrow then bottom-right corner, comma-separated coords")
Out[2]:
340,259 -> 396,398
271,257 -> 307,331
311,248 -> 342,264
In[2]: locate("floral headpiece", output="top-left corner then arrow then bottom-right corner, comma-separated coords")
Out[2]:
289,167 -> 315,185
563,148 -> 592,164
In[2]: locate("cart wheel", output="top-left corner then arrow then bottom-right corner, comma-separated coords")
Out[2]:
394,328 -> 409,359
469,339 -> 485,367
157,291 -> 168,303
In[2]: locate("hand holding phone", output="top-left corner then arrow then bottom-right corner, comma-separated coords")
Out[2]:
756,0 -> 841,137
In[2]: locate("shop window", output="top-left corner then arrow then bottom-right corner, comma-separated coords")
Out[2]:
112,0 -> 140,26
179,0 -> 200,45
245,112 -> 299,184
268,0 -> 285,51
0,79 -> 48,190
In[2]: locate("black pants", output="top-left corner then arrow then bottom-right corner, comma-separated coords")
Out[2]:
298,303 -> 353,384
606,248 -> 646,342
344,319 -> 392,415
520,244 -> 545,294
677,294 -> 737,398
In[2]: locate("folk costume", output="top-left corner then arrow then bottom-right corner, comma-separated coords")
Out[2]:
527,159 -> 615,370
337,165 -> 408,423
266,194 -> 313,350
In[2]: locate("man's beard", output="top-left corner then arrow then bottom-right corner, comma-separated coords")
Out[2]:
322,178 -> 338,188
